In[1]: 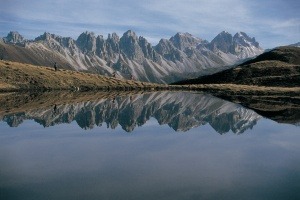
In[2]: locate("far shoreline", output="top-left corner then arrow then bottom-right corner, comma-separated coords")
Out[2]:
0,60 -> 299,96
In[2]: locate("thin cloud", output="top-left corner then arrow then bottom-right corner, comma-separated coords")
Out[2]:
0,0 -> 299,48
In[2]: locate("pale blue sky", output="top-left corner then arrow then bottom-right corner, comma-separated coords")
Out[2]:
0,0 -> 299,48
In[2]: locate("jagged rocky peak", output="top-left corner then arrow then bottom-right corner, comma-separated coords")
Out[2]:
60,37 -> 76,48
35,32 -> 49,41
4,31 -> 25,44
76,31 -> 97,53
35,32 -> 57,41
1,29 -> 264,83
107,33 -> 120,48
138,36 -> 158,61
138,36 -> 150,47
107,32 -> 120,42
233,32 -> 260,48
207,31 -> 263,57
124,30 -> 137,37
34,32 -> 75,48
170,32 -> 202,50
155,38 -> 182,62
120,30 -> 139,43
104,32 -> 120,59
209,31 -> 233,53
95,35 -> 106,58
155,39 -> 175,54
96,35 -> 105,41
119,30 -> 144,62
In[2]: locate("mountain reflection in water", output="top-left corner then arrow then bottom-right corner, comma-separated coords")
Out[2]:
0,92 -> 261,134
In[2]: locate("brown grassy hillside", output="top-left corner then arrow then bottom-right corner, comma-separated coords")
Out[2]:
241,46 -> 300,66
0,60 -> 299,98
0,41 -> 75,70
0,60 -> 161,92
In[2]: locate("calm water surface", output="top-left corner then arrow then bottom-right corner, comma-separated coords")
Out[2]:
0,92 -> 299,200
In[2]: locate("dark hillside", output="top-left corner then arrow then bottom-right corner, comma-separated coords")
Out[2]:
173,46 -> 300,87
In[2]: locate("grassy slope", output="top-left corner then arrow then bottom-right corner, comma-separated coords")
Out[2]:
0,47 -> 299,124
0,60 -> 161,92
168,46 -> 300,123
174,46 -> 300,87
175,61 -> 300,87
0,41 -> 75,70
0,60 -> 299,98
241,46 -> 300,66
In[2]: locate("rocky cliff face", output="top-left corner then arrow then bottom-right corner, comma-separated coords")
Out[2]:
3,31 -> 26,44
209,31 -> 234,53
1,92 -> 261,134
0,30 -> 263,83
208,31 -> 263,59
76,31 -> 97,54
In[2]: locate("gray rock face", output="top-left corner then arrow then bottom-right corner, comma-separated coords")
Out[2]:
138,36 -> 159,61
105,33 -> 120,60
107,33 -> 120,52
119,30 -> 145,63
95,35 -> 106,58
209,31 -> 234,53
35,32 -> 78,54
1,30 -> 264,83
76,31 -> 97,53
3,31 -> 25,44
170,32 -> 203,51
155,39 -> 183,62
35,32 -> 53,41
207,31 -> 263,58
234,32 -> 259,48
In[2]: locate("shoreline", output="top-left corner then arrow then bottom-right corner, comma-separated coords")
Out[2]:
1,84 -> 299,97
1,89 -> 299,125
0,60 -> 299,96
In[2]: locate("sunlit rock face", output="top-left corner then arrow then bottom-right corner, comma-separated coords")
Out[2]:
1,30 -> 263,83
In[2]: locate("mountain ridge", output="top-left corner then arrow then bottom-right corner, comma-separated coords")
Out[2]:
0,30 -> 263,83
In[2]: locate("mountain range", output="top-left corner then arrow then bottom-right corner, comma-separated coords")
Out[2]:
0,30 -> 263,83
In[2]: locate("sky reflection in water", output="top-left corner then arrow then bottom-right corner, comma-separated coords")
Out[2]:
0,92 -> 299,200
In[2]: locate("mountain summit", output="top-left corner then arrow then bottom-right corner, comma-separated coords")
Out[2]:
3,31 -> 26,44
208,31 -> 263,59
0,30 -> 263,83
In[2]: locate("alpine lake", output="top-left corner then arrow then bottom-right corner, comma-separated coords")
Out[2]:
0,91 -> 299,200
